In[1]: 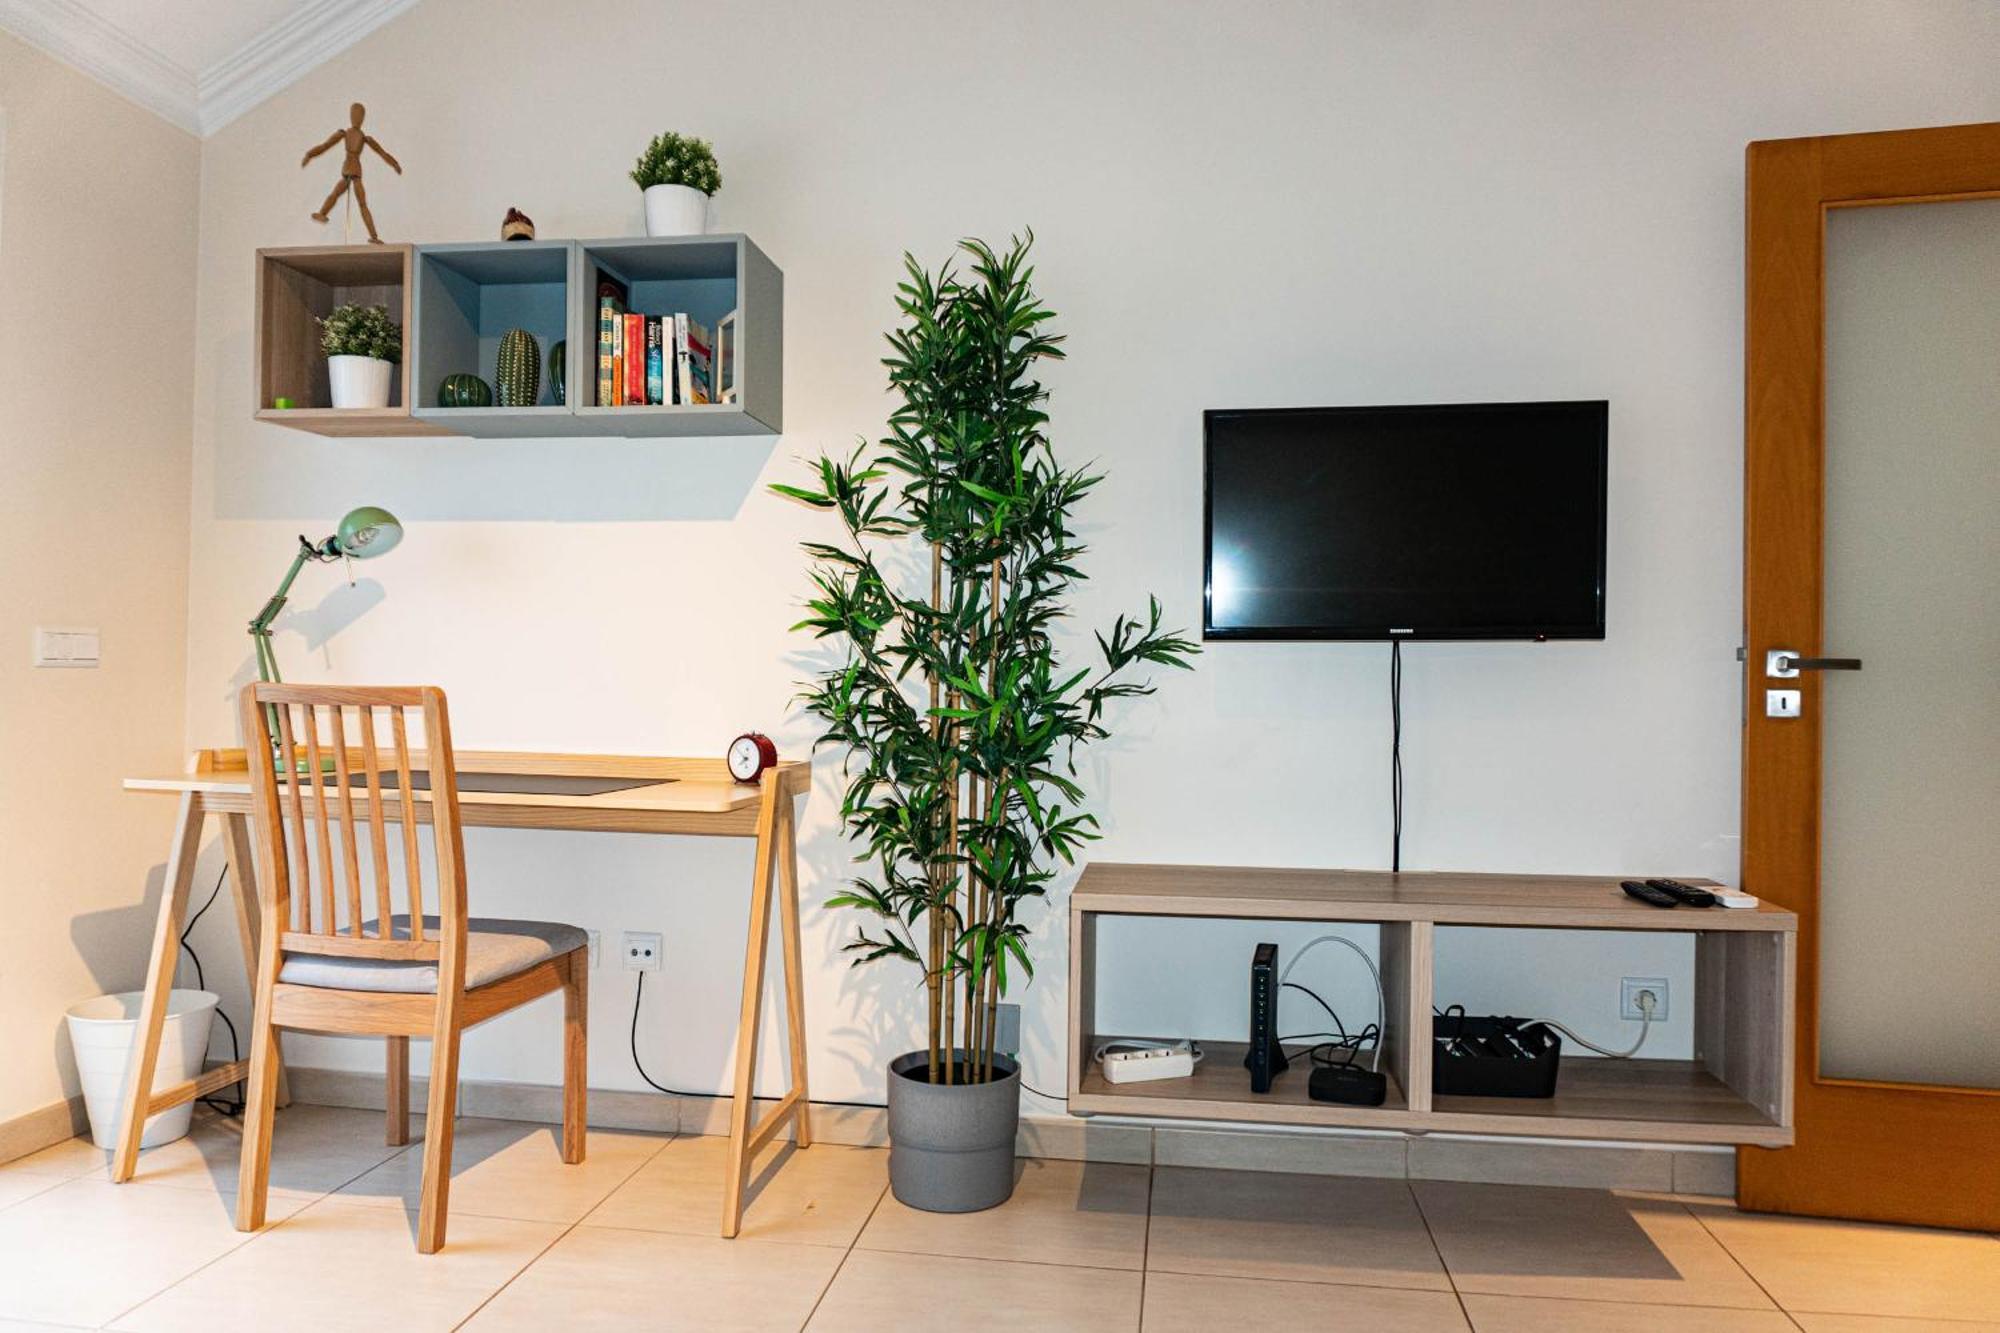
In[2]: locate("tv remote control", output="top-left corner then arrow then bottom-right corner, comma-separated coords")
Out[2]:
1646,878 -> 1717,908
1621,879 -> 1679,908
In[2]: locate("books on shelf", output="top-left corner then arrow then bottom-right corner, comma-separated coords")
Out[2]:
588,279 -> 721,408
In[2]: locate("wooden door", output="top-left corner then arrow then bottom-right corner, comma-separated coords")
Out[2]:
1738,122 -> 2000,1231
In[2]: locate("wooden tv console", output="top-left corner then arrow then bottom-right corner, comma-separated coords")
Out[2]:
1067,863 -> 1796,1147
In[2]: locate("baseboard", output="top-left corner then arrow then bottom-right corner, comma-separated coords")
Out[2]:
0,1094 -> 89,1167
280,1066 -> 1735,1195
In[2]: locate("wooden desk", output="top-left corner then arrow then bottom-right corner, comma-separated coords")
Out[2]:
119,748 -> 812,1237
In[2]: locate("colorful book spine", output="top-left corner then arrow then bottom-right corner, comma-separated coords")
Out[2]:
685,317 -> 713,405
624,313 -> 644,405
597,300 -> 623,406
674,313 -> 693,407
645,317 -> 665,405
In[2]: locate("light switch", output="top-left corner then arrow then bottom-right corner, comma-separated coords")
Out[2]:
33,627 -> 100,668
1765,688 -> 1801,719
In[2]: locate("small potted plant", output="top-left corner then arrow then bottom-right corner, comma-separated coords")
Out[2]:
318,302 -> 401,409
632,131 -> 721,237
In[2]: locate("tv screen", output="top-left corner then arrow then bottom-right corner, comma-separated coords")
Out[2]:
1203,401 -> 1608,640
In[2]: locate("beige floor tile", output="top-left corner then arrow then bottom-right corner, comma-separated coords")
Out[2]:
110,1197 -> 563,1333
0,1135 -> 109,1182
807,1249 -> 1143,1332
1147,1166 -> 1450,1291
335,1118 -> 666,1222
117,1104 -> 414,1196
1800,1312 -> 2000,1320
1413,1182 -> 1775,1309
1691,1203 -> 2000,1322
1143,1270 -> 1468,1331
0,1172 -> 65,1211
1791,1315 -> 2000,1332
463,1224 -> 843,1331
0,1177 -> 314,1328
0,1321 -> 94,1331
858,1157 -> 1149,1270
1461,1293 -> 1797,1331
586,1135 -> 887,1247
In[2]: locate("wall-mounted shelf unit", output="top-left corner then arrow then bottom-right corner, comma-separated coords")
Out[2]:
1069,863 -> 1796,1147
410,239 -> 587,437
253,244 -> 451,437
577,235 -> 783,436
254,235 -> 782,439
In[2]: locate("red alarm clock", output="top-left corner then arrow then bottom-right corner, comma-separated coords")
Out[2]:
727,732 -> 778,784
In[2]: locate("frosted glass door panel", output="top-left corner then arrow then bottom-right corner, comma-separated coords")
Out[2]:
1817,198 -> 2000,1088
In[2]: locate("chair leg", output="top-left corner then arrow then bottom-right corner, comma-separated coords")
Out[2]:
385,1036 -> 410,1146
415,1024 -> 461,1254
234,1005 -> 283,1232
560,948 -> 587,1165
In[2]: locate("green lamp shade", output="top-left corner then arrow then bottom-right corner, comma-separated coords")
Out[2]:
336,506 -> 403,559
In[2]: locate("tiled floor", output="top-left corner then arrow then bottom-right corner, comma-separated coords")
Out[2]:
1,1107 -> 1996,1331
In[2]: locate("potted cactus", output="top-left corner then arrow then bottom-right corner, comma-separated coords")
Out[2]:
632,131 -> 720,236
318,303 -> 401,409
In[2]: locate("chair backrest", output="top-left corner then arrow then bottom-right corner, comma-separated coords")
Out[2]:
240,683 -> 468,983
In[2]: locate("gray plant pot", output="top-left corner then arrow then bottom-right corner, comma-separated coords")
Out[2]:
886,1049 -> 1020,1213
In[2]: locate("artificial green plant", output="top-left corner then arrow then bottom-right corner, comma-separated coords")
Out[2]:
774,233 -> 1197,1086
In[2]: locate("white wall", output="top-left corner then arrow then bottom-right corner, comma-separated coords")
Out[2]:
0,30 -> 198,1124
177,0 -> 2000,1110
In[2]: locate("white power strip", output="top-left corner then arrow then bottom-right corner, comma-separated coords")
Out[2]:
1100,1040 -> 1197,1084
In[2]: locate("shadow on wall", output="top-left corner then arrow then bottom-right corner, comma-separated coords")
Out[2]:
216,578 -> 390,723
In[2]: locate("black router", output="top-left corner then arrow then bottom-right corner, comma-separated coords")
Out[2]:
1244,942 -> 1289,1093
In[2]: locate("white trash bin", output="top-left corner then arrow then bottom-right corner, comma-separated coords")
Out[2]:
65,990 -> 219,1150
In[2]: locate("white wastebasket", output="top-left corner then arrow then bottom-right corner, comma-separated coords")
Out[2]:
64,990 -> 219,1150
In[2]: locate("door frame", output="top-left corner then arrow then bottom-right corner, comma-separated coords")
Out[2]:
1739,121 -> 2000,1230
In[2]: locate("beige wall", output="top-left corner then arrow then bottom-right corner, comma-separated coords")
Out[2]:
0,31 -> 198,1125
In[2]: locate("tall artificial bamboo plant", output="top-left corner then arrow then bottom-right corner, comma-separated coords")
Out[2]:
775,233 -> 1197,1086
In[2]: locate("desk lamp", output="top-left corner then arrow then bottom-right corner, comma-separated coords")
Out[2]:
249,506 -> 404,685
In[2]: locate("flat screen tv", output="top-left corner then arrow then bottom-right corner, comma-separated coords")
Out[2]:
1203,401 -> 1608,641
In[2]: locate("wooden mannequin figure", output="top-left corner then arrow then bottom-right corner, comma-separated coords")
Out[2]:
301,103 -> 402,244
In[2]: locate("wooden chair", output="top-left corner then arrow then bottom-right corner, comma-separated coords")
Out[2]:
233,683 -> 588,1253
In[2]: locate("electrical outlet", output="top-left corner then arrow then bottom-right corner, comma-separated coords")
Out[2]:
994,1003 -> 1021,1057
587,931 -> 601,968
622,931 -> 662,972
1621,976 -> 1669,1022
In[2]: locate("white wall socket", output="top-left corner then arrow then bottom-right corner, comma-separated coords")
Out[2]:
622,931 -> 662,972
1621,976 -> 1669,1021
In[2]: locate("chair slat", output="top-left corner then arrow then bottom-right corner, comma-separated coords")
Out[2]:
328,709 -> 365,937
302,705 -> 338,936
358,708 -> 395,938
391,708 -> 425,942
275,705 -> 312,933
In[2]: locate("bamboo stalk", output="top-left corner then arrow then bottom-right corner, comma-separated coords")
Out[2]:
927,543 -> 944,1084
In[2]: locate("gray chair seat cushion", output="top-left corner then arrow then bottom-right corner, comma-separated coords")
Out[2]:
279,914 -> 587,994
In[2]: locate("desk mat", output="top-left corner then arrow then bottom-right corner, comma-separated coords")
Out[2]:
345,772 -> 670,797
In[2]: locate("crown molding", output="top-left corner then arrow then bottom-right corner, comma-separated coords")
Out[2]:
196,0 -> 421,136
0,0 -> 199,133
0,0 -> 420,138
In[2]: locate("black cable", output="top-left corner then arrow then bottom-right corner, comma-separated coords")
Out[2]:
177,868 -> 245,1117
629,972 -> 887,1109
1390,639 -> 1404,873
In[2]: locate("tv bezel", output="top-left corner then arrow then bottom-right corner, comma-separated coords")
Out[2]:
1201,400 -> 1609,643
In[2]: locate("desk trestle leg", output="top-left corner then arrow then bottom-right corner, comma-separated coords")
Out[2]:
721,772 -> 812,1238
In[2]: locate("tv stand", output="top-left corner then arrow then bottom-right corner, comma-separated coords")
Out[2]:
1067,863 -> 1795,1147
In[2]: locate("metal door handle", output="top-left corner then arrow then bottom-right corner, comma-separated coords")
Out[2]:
1766,649 -> 1862,678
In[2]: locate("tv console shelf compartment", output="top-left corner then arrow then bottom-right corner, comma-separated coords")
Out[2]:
1068,863 -> 1796,1147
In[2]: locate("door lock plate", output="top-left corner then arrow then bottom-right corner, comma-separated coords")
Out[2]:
1765,688 -> 1802,719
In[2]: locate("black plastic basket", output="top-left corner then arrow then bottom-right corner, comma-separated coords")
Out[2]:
1431,1014 -> 1562,1098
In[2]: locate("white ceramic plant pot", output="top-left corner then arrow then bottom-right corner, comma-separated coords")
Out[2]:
644,183 -> 710,237
327,354 -> 393,409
